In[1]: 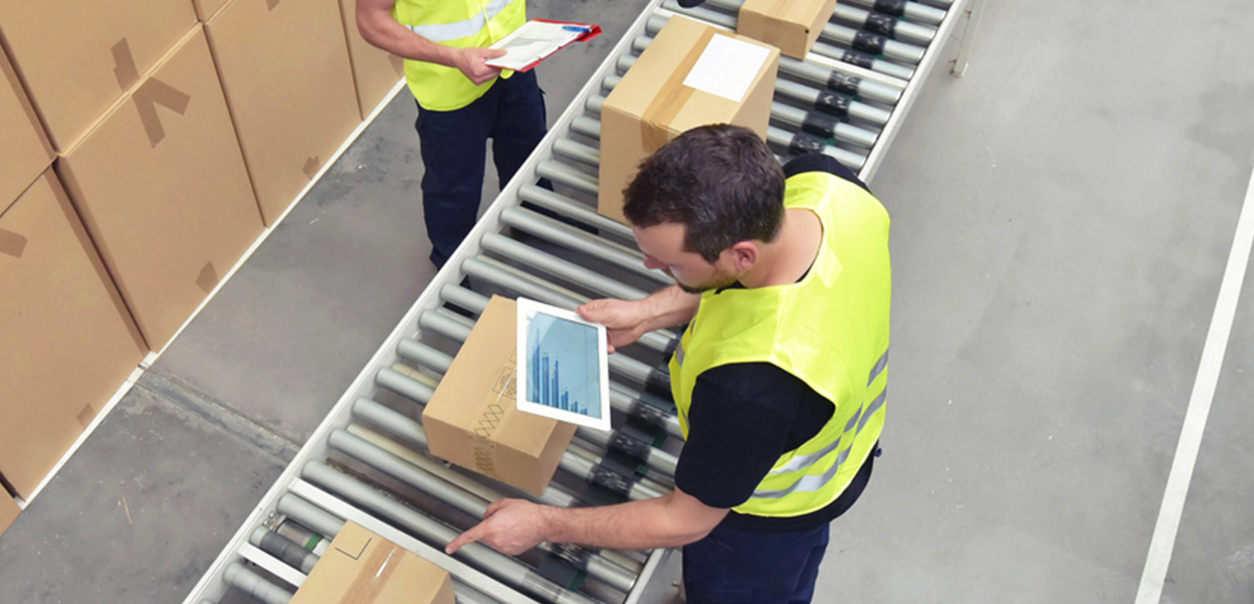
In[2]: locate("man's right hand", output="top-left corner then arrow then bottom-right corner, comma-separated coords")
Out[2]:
578,298 -> 649,354
453,47 -> 507,85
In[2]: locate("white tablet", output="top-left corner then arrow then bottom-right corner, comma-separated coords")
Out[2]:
515,297 -> 611,431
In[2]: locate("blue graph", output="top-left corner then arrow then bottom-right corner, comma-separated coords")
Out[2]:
525,312 -> 601,419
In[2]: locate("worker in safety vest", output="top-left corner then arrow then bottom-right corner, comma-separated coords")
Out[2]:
447,124 -> 891,602
357,0 -> 549,268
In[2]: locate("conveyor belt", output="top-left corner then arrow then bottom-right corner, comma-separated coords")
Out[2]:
181,0 -> 977,601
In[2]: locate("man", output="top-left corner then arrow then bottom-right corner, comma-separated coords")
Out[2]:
446,125 -> 891,603
357,0 -> 548,268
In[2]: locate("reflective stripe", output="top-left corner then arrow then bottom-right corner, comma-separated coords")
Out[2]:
674,340 -> 685,367
867,349 -> 889,385
405,0 -> 517,42
755,389 -> 886,497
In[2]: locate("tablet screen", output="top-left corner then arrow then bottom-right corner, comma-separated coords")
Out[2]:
515,298 -> 611,431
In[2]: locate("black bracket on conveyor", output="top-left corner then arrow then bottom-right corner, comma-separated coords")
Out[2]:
873,0 -> 908,17
537,548 -> 587,592
801,112 -> 840,139
644,364 -> 672,400
628,389 -> 676,434
788,131 -> 828,156
814,90 -> 852,120
865,12 -> 900,37
839,49 -> 876,70
826,72 -> 863,97
606,423 -> 658,464
578,451 -> 645,506
851,31 -> 889,56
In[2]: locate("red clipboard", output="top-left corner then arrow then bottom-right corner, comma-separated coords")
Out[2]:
487,19 -> 602,73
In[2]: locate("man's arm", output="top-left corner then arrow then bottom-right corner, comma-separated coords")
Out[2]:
578,285 -> 700,353
356,0 -> 504,85
445,486 -> 727,555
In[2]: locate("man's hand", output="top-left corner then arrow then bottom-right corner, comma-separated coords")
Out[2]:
578,298 -> 650,353
446,499 -> 550,556
452,47 -> 507,85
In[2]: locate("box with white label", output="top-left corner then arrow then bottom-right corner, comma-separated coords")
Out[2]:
598,16 -> 778,223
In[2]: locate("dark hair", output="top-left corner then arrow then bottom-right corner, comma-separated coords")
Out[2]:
622,124 -> 786,262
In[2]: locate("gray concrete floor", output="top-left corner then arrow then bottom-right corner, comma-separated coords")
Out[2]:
3,0 -> 1254,603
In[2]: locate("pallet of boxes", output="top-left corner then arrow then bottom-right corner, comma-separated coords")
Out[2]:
0,0 -> 403,525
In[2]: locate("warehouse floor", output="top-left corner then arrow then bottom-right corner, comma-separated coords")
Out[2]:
3,0 -> 1254,602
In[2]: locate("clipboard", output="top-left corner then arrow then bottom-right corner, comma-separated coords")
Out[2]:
484,19 -> 602,72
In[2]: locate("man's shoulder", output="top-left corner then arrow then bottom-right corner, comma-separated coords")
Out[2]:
782,153 -> 871,194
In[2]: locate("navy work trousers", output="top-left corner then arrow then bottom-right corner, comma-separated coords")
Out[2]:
415,70 -> 547,267
683,522 -> 830,604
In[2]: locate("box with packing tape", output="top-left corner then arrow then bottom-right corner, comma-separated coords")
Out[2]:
598,16 -> 779,223
737,0 -> 838,59
422,296 -> 578,496
289,521 -> 454,604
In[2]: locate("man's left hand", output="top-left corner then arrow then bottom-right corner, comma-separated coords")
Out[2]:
446,498 -> 550,555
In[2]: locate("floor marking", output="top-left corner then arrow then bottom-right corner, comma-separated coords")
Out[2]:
1135,162 -> 1254,603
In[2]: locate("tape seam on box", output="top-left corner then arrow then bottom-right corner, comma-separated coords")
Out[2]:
638,27 -> 718,151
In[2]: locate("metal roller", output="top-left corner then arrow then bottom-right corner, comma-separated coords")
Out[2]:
249,527 -> 320,575
499,206 -> 671,285
516,185 -> 635,241
224,562 -> 294,604
831,3 -> 937,46
552,138 -> 600,168
536,160 -> 598,196
301,462 -> 601,604
570,116 -> 601,140
840,0 -> 947,25
481,234 -> 649,302
346,421 -> 517,505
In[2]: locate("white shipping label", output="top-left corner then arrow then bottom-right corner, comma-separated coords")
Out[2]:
682,35 -> 772,102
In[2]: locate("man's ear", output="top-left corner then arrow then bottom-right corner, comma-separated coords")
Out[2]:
729,241 -> 759,271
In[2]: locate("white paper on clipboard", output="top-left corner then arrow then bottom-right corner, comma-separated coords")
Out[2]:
484,21 -> 584,71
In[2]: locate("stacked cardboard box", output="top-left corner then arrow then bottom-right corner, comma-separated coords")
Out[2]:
289,521 -> 455,604
339,0 -> 407,121
206,0 -> 362,225
57,26 -> 265,351
0,490 -> 18,538
0,170 -> 149,498
737,0 -> 837,59
598,16 -> 780,222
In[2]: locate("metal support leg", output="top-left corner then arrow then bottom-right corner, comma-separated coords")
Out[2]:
951,0 -> 985,76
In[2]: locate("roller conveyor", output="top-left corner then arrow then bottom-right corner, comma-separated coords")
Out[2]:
182,0 -> 979,601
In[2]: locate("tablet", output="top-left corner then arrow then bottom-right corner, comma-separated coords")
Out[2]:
515,297 -> 611,431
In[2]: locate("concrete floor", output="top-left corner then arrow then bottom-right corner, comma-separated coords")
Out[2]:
3,0 -> 1254,603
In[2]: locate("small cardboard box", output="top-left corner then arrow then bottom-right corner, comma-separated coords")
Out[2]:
338,0 -> 406,120
0,492 -> 18,538
738,0 -> 837,59
0,170 -> 148,498
598,16 -> 779,223
0,45 -> 54,207
207,0 -> 362,225
0,0 -> 195,151
423,296 -> 578,496
290,521 -> 455,604
57,25 -> 264,351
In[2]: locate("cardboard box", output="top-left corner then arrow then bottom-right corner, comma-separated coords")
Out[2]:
738,0 -> 837,59
206,0 -> 362,225
290,521 -> 455,604
57,26 -> 264,351
423,296 -> 577,496
193,0 -> 232,22
0,0 -> 195,151
0,170 -> 148,498
338,0 -> 406,120
0,46 -> 54,206
598,16 -> 779,223
0,492 -> 18,538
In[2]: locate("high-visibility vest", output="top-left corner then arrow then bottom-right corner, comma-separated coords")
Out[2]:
392,0 -> 526,111
669,171 -> 892,518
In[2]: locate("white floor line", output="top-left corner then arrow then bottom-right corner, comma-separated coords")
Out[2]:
1135,162 -> 1254,603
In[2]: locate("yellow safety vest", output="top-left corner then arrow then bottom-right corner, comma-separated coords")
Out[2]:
392,0 -> 525,111
669,171 -> 892,518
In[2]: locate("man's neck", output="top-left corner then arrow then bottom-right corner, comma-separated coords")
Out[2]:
739,208 -> 823,288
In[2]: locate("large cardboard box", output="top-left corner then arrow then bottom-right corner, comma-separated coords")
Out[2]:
0,170 -> 148,498
0,492 -> 18,538
0,46 -> 54,206
57,26 -> 264,351
0,0 -> 196,151
290,521 -> 455,604
206,0 -> 362,225
598,16 -> 779,223
738,0 -> 837,59
423,296 -> 578,496
192,0 -> 232,22
338,0 -> 406,120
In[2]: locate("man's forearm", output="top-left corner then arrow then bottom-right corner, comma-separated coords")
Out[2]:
542,492 -> 716,550
357,13 -> 457,66
639,285 -> 701,334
